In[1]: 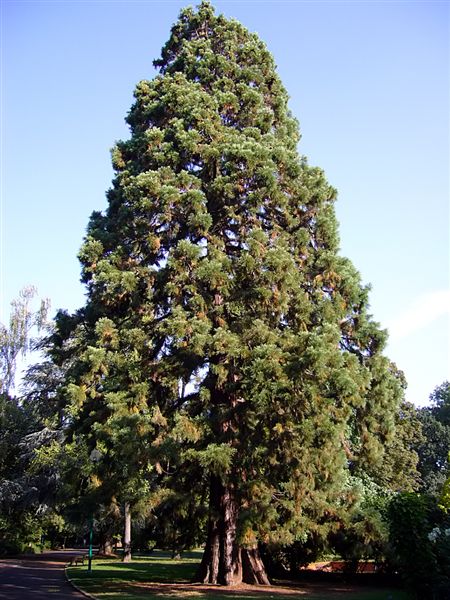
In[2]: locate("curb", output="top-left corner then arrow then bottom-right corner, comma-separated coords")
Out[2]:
64,564 -> 98,600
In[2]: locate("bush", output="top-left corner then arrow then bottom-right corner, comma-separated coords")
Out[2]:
262,534 -> 326,576
387,492 -> 450,599
330,494 -> 391,571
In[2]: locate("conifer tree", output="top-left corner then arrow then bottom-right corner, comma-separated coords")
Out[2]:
67,1 -> 405,585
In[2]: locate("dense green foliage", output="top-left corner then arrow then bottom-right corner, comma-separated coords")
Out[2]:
0,289 -> 67,554
388,492 -> 450,599
53,1 -> 413,583
415,382 -> 450,496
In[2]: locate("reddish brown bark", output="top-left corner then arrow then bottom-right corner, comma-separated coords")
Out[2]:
241,546 -> 271,585
194,475 -> 270,586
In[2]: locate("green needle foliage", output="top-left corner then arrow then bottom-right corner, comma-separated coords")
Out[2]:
64,1 -> 406,585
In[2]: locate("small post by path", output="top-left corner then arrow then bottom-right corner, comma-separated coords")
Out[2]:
87,517 -> 93,573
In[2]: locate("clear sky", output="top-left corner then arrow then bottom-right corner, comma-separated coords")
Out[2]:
2,0 -> 449,406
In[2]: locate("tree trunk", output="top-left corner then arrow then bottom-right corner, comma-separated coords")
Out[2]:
122,501 -> 132,563
241,546 -> 271,585
194,476 -> 270,586
103,538 -> 113,555
98,534 -> 114,555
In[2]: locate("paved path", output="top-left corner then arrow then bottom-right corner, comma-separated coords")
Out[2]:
0,551 -> 87,599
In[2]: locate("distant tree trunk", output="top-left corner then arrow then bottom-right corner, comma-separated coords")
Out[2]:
194,475 -> 270,586
98,534 -> 114,555
123,502 -> 132,563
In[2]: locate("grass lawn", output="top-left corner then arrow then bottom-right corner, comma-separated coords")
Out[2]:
66,551 -> 411,600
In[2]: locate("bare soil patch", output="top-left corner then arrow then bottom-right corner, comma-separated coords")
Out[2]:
128,579 -> 384,598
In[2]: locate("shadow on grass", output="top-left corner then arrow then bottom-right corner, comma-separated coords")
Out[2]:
69,556 -> 198,582
67,552 -> 411,600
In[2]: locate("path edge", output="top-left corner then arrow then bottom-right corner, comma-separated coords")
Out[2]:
64,564 -> 98,600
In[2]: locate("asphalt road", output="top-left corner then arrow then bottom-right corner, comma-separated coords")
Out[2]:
0,551 -> 87,599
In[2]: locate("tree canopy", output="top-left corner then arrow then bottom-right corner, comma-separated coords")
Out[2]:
55,1 -> 409,585
415,382 -> 450,496
0,286 -> 49,396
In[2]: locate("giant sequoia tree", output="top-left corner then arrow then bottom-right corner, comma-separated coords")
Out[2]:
67,1 -> 405,585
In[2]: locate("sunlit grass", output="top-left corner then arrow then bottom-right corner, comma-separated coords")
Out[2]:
66,551 -> 411,600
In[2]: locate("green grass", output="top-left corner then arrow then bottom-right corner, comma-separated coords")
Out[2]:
66,551 -> 411,600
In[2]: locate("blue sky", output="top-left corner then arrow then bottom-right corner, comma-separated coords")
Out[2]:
2,0 -> 449,405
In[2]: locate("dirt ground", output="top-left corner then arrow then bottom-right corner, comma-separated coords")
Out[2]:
129,579 -> 390,598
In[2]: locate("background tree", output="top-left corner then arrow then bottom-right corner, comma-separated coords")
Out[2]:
0,287 -> 62,554
439,458 -> 450,513
0,286 -> 49,395
415,382 -> 450,496
387,492 -> 450,599
364,400 -> 422,492
63,0 -> 407,585
429,381 -> 450,425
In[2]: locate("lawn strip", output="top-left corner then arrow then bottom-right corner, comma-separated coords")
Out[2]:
66,554 -> 411,600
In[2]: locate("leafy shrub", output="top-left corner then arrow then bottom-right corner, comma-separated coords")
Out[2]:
387,492 -> 450,599
262,533 -> 326,576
